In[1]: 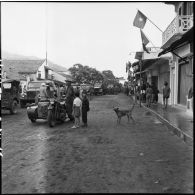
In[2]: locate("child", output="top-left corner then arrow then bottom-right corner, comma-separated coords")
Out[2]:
81,90 -> 90,127
71,91 -> 82,128
163,81 -> 170,109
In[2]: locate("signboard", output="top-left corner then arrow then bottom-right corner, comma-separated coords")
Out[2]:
135,52 -> 143,60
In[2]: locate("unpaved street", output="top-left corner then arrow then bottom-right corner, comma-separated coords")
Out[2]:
2,93 -> 193,193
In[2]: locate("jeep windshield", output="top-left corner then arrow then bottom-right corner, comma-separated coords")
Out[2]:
27,82 -> 42,90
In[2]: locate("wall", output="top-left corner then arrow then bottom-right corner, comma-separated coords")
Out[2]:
37,61 -> 46,79
173,43 -> 193,114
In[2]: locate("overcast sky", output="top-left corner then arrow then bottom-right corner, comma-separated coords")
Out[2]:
2,2 -> 175,79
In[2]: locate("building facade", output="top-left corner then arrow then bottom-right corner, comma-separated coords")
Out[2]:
160,2 -> 193,114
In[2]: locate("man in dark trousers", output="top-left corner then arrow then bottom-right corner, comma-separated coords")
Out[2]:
65,79 -> 75,121
81,90 -> 90,127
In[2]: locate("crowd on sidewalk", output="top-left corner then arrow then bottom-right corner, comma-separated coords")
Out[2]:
126,81 -> 172,109
127,80 -> 193,139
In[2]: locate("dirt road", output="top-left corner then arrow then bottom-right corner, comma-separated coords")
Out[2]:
2,93 -> 193,193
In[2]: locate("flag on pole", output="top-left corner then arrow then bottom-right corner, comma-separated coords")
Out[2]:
140,29 -> 150,53
133,10 -> 147,29
126,62 -> 131,72
126,63 -> 128,72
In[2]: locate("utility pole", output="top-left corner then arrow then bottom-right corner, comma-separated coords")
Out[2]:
139,59 -> 142,107
45,3 -> 48,66
0,2 -> 1,64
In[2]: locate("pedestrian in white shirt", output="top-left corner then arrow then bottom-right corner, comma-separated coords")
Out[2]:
71,91 -> 82,128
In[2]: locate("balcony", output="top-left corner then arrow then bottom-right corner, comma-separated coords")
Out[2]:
162,15 -> 193,49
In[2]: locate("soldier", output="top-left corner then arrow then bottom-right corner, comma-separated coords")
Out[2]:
65,79 -> 75,121
39,83 -> 49,100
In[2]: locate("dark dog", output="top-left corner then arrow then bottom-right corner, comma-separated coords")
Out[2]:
113,103 -> 135,124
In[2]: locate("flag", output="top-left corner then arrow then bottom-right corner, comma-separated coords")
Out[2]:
126,62 -> 131,72
135,52 -> 143,60
133,10 -> 147,29
140,29 -> 150,53
126,63 -> 128,72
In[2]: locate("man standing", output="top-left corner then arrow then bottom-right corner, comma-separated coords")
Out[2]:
163,81 -> 170,109
65,79 -> 75,121
40,83 -> 48,100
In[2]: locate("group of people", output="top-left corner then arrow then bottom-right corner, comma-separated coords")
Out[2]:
133,81 -> 170,109
39,79 -> 90,128
145,82 -> 159,107
65,79 -> 90,128
145,81 -> 170,108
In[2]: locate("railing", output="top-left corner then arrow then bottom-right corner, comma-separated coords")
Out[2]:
162,15 -> 193,45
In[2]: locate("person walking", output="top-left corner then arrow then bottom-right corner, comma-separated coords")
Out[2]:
71,91 -> 82,128
146,83 -> 153,107
163,81 -> 170,109
65,79 -> 75,121
81,90 -> 90,127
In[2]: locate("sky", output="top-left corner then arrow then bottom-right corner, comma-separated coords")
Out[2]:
1,2 -> 175,79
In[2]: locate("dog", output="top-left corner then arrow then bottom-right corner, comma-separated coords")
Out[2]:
113,103 -> 135,124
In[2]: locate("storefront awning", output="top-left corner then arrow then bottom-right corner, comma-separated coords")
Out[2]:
132,58 -> 159,73
158,27 -> 193,57
134,70 -> 148,75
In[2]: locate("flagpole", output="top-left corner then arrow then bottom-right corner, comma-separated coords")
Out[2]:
142,30 -> 159,51
146,17 -> 163,33
45,3 -> 48,66
139,58 -> 142,107
137,9 -> 163,33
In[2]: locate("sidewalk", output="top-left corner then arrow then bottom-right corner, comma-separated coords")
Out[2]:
132,95 -> 193,144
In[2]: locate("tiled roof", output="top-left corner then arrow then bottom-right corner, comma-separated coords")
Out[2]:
2,59 -> 45,79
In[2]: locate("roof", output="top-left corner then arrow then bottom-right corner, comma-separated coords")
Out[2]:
2,59 -> 45,79
158,27 -> 194,57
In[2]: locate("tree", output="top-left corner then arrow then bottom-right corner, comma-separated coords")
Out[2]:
102,70 -> 117,87
68,64 -> 104,85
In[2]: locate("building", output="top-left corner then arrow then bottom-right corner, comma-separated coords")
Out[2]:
159,2 -> 193,114
132,2 -> 193,115
2,59 -> 51,92
1,59 -> 71,92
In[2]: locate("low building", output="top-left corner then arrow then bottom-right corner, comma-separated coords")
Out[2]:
132,49 -> 172,105
2,59 -> 51,93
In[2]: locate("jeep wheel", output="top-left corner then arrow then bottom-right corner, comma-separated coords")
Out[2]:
31,119 -> 36,123
10,100 -> 18,114
48,110 -> 56,127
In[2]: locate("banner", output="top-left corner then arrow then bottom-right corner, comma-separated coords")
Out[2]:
140,30 -> 150,53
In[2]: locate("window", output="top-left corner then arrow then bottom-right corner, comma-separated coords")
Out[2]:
179,5 -> 182,26
187,2 -> 194,15
183,2 -> 187,15
179,6 -> 182,16
38,71 -> 41,79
